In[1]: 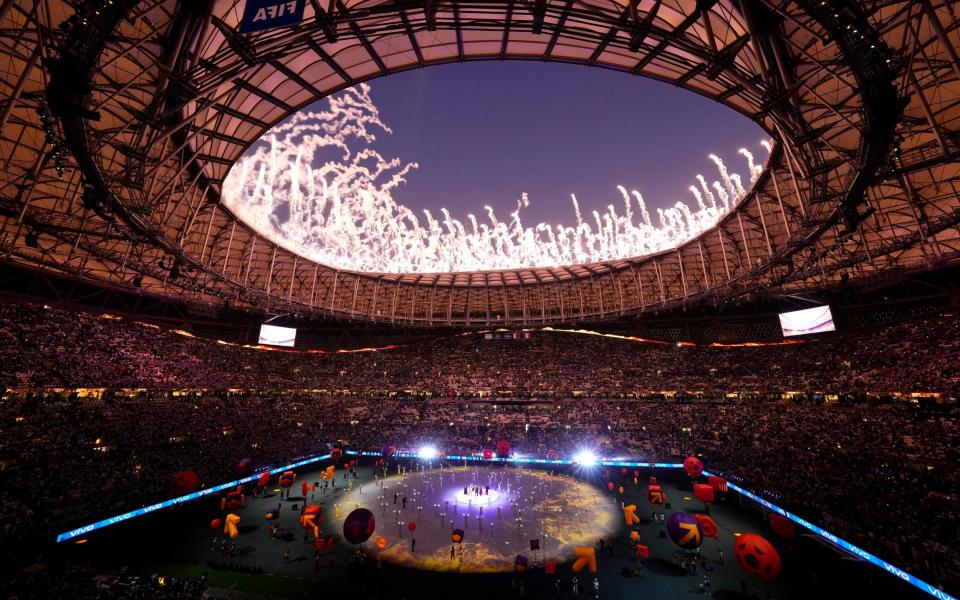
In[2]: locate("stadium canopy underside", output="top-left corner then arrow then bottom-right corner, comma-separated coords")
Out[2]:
0,0 -> 958,326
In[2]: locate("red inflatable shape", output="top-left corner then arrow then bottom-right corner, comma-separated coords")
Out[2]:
734,533 -> 782,581
169,470 -> 200,495
708,475 -> 728,492
683,456 -> 704,477
769,514 -> 797,539
693,483 -> 715,503
694,514 -> 719,539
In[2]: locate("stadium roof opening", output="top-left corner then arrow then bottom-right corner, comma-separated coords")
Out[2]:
222,70 -> 769,275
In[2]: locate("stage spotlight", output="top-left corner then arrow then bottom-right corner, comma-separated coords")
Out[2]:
574,449 -> 598,467
417,445 -> 438,460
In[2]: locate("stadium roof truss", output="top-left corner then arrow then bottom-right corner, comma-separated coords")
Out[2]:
0,0 -> 958,326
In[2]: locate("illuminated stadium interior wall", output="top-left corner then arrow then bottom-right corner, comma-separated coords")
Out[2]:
0,261 -> 956,350
0,0 -> 957,327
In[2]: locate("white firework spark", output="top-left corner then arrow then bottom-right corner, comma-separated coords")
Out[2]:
222,83 -> 770,274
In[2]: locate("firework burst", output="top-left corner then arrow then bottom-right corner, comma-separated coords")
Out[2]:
223,84 -> 770,274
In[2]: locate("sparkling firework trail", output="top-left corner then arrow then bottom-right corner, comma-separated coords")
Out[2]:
222,83 -> 770,274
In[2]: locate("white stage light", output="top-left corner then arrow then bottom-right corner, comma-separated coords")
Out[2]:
574,450 -> 598,467
417,445 -> 438,460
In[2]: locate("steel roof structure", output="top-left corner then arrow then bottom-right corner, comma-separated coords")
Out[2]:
0,0 -> 957,326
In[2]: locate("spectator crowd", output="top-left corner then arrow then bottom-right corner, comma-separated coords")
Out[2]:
0,300 -> 957,396
0,298 -> 957,596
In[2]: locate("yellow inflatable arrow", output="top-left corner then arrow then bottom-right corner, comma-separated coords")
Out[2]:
677,522 -> 701,546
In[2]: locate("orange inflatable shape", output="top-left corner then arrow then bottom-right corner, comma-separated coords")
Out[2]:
623,504 -> 640,526
571,546 -> 597,573
224,513 -> 241,539
300,513 -> 320,539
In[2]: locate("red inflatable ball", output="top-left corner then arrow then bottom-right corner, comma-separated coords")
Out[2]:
607,482 -> 615,492
169,470 -> 200,495
683,456 -> 704,477
649,476 -> 657,484
734,533 -> 782,580
620,467 -> 628,476
210,518 -> 222,529
408,521 -> 416,532
257,471 -> 271,487
482,448 -> 493,460
343,508 -> 376,545
495,440 -> 511,459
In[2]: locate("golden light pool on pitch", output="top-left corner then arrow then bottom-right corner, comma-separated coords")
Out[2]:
334,466 -> 619,573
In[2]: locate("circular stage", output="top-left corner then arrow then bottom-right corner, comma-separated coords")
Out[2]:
336,466 -> 619,572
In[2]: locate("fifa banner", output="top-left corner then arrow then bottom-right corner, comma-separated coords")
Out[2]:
239,0 -> 306,33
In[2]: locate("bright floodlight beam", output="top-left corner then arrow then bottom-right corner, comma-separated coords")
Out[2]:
417,445 -> 438,460
574,449 -> 598,467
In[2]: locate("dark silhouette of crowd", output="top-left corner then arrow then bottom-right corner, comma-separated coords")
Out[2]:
0,298 -> 957,596
0,563 -> 208,600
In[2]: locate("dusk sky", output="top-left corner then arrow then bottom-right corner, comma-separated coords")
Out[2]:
225,61 -> 771,273
362,61 -> 767,227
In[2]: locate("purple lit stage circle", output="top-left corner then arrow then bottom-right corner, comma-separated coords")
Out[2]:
336,466 -> 619,572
